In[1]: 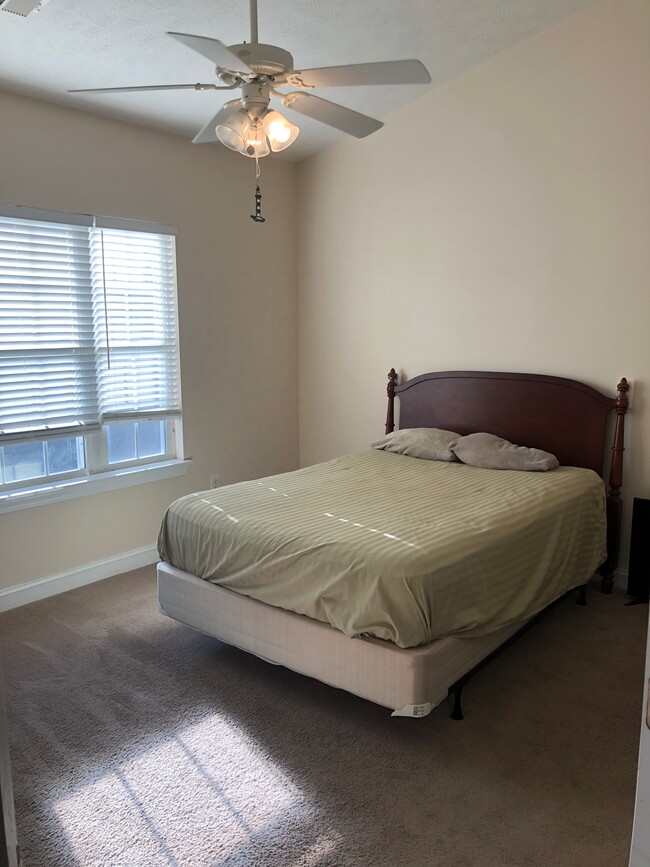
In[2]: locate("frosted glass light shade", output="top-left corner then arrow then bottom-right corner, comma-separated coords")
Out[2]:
243,121 -> 270,158
215,104 -> 298,158
262,110 -> 300,152
216,107 -> 252,154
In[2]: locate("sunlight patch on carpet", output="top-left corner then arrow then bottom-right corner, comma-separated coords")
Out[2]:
289,832 -> 342,866
54,713 -> 306,865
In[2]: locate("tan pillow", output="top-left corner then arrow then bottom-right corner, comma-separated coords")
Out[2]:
451,432 -> 559,472
371,428 -> 461,462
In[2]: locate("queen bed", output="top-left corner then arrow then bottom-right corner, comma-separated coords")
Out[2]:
157,369 -> 629,718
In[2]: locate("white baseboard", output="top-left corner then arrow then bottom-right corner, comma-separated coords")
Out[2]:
614,567 -> 628,591
0,544 -> 158,613
0,557 -> 632,615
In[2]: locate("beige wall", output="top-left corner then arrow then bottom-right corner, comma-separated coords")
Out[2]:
1,0 -> 648,592
297,0 -> 650,566
0,91 -> 298,591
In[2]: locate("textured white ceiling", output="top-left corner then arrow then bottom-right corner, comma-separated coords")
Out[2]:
0,0 -> 596,161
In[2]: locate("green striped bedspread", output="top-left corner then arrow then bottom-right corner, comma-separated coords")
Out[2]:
157,450 -> 606,648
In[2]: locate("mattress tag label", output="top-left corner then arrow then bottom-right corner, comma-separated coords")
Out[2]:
391,702 -> 436,718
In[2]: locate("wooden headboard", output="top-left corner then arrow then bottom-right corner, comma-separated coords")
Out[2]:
385,369 -> 629,594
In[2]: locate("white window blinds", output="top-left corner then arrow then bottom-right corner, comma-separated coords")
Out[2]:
91,225 -> 181,422
0,213 -> 99,442
0,208 -> 180,445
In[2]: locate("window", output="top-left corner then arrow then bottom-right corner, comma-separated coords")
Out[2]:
0,206 -> 184,507
0,436 -> 85,488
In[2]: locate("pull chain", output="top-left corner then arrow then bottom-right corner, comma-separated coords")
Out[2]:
250,157 -> 266,223
100,229 -> 111,370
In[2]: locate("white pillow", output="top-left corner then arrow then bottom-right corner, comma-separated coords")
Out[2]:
371,428 -> 461,462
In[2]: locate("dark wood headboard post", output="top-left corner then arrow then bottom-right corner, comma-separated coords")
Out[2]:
600,377 -> 630,594
385,368 -> 398,434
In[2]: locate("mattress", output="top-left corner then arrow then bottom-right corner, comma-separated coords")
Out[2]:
157,561 -> 533,717
158,450 -> 606,647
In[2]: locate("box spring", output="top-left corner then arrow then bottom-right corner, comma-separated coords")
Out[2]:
157,562 -> 529,718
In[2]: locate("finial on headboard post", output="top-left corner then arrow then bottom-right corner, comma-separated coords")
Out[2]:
600,377 -> 630,594
385,368 -> 398,434
615,377 -> 630,407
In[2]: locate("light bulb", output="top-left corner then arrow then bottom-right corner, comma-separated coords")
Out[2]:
243,121 -> 270,158
267,119 -> 291,143
262,110 -> 300,152
240,120 -> 270,158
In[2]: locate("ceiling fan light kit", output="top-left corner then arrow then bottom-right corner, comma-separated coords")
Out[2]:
69,0 -> 431,219
215,82 -> 300,158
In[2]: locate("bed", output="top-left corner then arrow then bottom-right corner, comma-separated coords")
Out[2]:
157,369 -> 629,718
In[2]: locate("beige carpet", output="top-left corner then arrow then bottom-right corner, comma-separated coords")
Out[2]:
0,567 -> 646,867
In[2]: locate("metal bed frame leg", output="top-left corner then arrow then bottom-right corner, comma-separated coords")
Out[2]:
450,682 -> 464,721
444,591 -> 581,723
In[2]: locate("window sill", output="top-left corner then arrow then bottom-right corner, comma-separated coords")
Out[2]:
0,459 -> 191,515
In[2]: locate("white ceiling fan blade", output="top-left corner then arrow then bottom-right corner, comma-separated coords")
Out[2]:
280,59 -> 431,89
168,32 -> 252,75
192,100 -> 242,144
282,93 -> 383,138
69,84 -> 220,94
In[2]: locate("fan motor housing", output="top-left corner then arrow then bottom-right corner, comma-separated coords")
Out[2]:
227,43 -> 294,78
240,81 -> 271,118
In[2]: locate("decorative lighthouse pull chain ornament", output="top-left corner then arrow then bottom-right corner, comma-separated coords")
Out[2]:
251,158 -> 266,223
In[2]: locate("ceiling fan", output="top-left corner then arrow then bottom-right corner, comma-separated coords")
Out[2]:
69,0 -> 431,160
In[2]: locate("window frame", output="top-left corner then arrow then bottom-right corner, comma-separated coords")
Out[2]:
0,455 -> 191,515
0,205 -> 188,512
87,418 -> 176,473
0,436 -> 87,492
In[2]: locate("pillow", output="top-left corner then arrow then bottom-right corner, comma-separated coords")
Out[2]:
371,427 -> 461,462
450,432 -> 559,472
